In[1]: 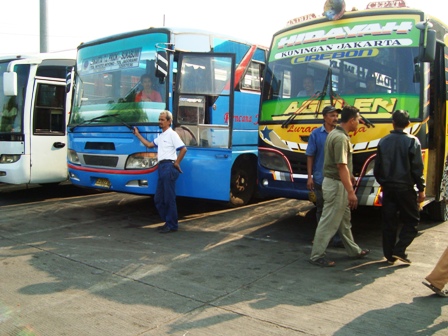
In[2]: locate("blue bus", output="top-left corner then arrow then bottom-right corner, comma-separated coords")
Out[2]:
67,27 -> 267,206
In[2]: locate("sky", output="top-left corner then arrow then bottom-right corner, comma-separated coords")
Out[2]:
0,0 -> 447,56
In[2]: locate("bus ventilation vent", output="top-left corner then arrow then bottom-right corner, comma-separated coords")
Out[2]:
85,142 -> 115,150
83,155 -> 118,167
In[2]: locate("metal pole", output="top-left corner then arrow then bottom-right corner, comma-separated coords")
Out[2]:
40,0 -> 48,52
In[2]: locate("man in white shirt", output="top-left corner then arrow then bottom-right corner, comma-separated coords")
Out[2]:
133,110 -> 187,233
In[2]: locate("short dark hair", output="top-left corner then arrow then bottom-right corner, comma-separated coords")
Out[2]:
392,110 -> 410,128
322,105 -> 341,115
140,73 -> 152,82
340,105 -> 359,123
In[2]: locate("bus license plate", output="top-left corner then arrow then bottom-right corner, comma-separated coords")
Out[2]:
95,178 -> 111,188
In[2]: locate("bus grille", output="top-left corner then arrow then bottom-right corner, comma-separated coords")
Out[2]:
83,155 -> 119,167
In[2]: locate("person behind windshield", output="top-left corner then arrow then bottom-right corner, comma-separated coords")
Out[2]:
366,76 -> 377,93
135,74 -> 162,102
297,75 -> 315,97
1,97 -> 18,132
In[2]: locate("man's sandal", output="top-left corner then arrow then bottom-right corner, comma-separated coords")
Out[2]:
356,249 -> 370,259
309,258 -> 335,267
422,282 -> 448,297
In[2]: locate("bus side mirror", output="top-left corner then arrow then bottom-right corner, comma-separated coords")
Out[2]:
413,62 -> 420,83
420,29 -> 436,62
155,50 -> 168,84
3,72 -> 18,96
416,20 -> 436,63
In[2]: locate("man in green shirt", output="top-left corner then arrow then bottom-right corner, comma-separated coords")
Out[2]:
309,105 -> 370,267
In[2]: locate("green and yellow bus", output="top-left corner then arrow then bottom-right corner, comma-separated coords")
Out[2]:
257,0 -> 448,220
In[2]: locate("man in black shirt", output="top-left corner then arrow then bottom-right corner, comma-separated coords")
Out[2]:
374,110 -> 426,264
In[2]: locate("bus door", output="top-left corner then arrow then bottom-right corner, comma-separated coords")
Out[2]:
174,52 -> 235,201
29,80 -> 68,183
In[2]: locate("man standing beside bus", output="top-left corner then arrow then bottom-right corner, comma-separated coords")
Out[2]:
133,110 -> 187,233
374,110 -> 425,264
306,105 -> 343,247
309,105 -> 370,267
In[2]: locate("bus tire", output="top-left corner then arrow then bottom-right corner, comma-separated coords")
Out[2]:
229,156 -> 256,207
425,200 -> 448,222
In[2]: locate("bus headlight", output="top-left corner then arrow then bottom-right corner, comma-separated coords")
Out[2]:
259,149 -> 291,172
67,149 -> 80,164
126,152 -> 158,169
0,154 -> 21,163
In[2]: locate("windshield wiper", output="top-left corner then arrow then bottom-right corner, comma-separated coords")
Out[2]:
69,113 -> 133,132
360,115 -> 375,128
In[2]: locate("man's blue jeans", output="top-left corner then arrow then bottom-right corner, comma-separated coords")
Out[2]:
154,161 -> 180,230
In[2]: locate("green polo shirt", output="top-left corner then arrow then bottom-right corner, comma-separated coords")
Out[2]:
323,125 -> 353,180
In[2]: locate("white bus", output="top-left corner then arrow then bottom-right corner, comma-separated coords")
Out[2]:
0,51 -> 75,185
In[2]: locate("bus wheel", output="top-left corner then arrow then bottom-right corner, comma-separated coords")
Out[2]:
425,200 -> 448,222
229,157 -> 256,207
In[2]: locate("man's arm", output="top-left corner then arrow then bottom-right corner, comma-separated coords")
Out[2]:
174,147 -> 187,173
337,163 -> 357,210
410,138 -> 426,201
306,156 -> 315,190
133,127 -> 155,148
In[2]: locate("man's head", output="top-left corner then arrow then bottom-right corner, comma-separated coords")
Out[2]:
159,110 -> 173,130
392,110 -> 410,129
141,74 -> 153,89
303,75 -> 315,94
322,106 -> 340,128
340,105 -> 360,132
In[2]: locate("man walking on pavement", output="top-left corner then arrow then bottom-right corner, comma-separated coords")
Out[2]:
423,246 -> 448,297
133,110 -> 187,233
309,105 -> 370,267
306,105 -> 343,248
374,110 -> 425,264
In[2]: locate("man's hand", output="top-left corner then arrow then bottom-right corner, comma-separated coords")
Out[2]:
348,190 -> 358,210
174,162 -> 183,173
307,176 -> 314,191
417,191 -> 425,203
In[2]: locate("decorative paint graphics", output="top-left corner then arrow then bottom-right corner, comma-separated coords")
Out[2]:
224,112 -> 258,125
260,122 -> 423,154
291,48 -> 380,63
272,18 -> 419,62
269,97 -> 397,122
81,48 -> 142,74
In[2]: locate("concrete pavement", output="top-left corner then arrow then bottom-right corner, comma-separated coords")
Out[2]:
0,188 -> 447,335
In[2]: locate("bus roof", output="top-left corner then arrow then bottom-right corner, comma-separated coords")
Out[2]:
77,26 -> 264,51
0,50 -> 76,63
280,6 -> 447,35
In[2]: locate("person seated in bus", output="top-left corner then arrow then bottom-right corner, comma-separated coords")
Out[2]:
1,97 -> 18,132
297,75 -> 315,97
135,74 -> 162,102
366,76 -> 377,93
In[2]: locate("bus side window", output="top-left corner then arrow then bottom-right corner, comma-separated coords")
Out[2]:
33,84 -> 66,135
241,61 -> 263,91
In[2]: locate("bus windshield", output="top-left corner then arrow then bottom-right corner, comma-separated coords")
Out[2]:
70,32 -> 168,126
0,62 -> 30,134
261,13 -> 424,122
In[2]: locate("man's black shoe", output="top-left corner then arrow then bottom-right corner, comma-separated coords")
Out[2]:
157,225 -> 168,231
392,254 -> 411,264
386,257 -> 397,265
159,227 -> 177,233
